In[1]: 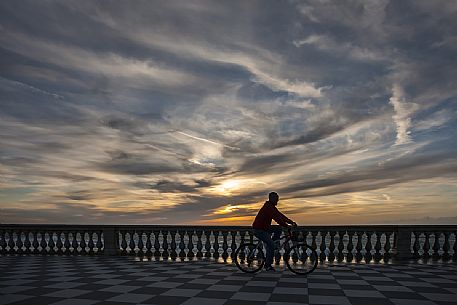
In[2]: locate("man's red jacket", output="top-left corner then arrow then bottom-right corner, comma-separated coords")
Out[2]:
252,201 -> 292,230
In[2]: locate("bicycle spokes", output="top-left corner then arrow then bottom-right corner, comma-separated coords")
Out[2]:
235,243 -> 265,273
286,244 -> 318,275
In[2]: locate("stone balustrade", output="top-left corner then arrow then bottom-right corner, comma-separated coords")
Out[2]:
1,225 -> 455,263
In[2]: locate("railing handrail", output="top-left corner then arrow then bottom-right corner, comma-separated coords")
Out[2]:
1,224 -> 456,263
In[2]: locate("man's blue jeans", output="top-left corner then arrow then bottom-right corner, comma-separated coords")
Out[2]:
253,228 -> 281,266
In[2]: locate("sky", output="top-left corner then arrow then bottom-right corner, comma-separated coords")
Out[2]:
0,0 -> 456,225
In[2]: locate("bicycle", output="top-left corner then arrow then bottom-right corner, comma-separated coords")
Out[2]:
234,226 -> 318,275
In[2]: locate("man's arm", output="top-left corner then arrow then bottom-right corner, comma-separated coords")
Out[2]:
271,206 -> 295,227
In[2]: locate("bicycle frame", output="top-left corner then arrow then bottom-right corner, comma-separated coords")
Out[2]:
248,228 -> 298,261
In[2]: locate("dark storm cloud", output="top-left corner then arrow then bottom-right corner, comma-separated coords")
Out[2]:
276,141 -> 457,198
237,154 -> 295,174
147,179 -> 213,193
151,180 -> 206,193
99,160 -> 181,176
0,202 -> 169,224
65,190 -> 94,201
1,0 -> 456,224
272,122 -> 348,149
99,155 -> 222,176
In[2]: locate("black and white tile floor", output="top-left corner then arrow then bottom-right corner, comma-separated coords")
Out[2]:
1,256 -> 456,305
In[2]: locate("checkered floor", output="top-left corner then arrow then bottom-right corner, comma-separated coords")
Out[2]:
1,256 -> 456,305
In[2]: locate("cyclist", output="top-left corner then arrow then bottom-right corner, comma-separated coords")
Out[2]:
252,192 -> 297,271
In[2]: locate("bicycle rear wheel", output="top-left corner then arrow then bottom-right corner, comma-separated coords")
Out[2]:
234,243 -> 265,273
285,243 -> 318,275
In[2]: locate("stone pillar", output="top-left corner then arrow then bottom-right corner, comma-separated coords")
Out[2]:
393,226 -> 412,261
103,227 -> 118,256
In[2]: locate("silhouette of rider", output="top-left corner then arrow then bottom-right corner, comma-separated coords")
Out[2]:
252,192 -> 296,271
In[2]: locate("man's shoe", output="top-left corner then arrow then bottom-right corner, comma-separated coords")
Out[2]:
264,265 -> 275,272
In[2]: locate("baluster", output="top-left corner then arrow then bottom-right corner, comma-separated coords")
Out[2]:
80,231 -> 87,255
344,231 -> 353,262
240,230 -> 246,246
328,231 -> 336,262
290,240 -> 298,263
311,230 -> 318,251
423,232 -> 431,260
96,231 -> 103,254
297,229 -> 305,244
153,230 -> 161,259
48,231 -> 56,254
355,231 -> 363,262
9,229 -> 16,254
442,232 -> 451,261
120,231 -> 128,255
384,232 -> 392,262
52,230 -> 62,255
16,231 -> 24,254
170,230 -> 177,260
68,231 -> 76,254
123,231 -> 129,255
204,230 -> 212,258
72,231 -> 80,254
95,230 -> 101,254
412,231 -> 420,259
9,230 -> 17,253
221,231 -> 229,262
137,231 -> 144,257
145,231 -> 153,257
42,231 -> 50,254
248,230 -> 254,244
17,231 -> 25,254
374,231 -> 382,262
239,230 -> 247,261
54,230 -> 63,255
63,231 -> 71,255
274,230 -> 281,265
31,231 -> 39,254
8,230 -> 14,254
364,231 -> 373,262
24,231 -> 32,254
213,230 -> 220,260
17,230 -> 26,253
162,230 -> 169,260
125,231 -> 131,255
432,231 -> 441,261
178,230 -> 186,260
452,231 -> 457,262
319,231 -> 327,261
230,231 -> 237,261
187,230 -> 195,260
17,231 -> 23,254
196,230 -> 203,259
88,231 -> 95,255
0,229 -> 6,254
337,231 -> 345,262
5,230 -> 12,254
5,230 -> 11,253
128,232 -> 136,255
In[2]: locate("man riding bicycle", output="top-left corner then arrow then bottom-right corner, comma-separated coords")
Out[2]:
252,192 -> 297,271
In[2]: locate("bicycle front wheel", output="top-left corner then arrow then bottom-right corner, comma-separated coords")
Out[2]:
285,243 -> 318,275
234,243 -> 265,273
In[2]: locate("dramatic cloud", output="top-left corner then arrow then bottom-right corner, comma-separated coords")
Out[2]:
1,0 -> 456,225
